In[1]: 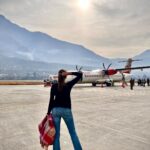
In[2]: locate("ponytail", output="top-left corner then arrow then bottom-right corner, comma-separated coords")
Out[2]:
58,69 -> 66,91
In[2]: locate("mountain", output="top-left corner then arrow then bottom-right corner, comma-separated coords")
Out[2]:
131,50 -> 150,78
0,14 -> 112,79
133,49 -> 150,66
0,55 -> 95,79
0,15 -> 110,67
134,49 -> 150,59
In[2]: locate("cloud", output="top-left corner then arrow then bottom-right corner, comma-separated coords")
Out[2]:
85,0 -> 150,52
93,0 -> 150,18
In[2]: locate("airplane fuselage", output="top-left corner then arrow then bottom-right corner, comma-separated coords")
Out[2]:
50,70 -> 113,84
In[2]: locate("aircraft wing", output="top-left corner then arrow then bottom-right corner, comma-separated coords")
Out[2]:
116,66 -> 150,71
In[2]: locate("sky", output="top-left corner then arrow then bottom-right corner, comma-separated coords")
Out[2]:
0,0 -> 150,58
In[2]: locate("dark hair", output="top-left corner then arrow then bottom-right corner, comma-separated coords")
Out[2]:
58,69 -> 66,91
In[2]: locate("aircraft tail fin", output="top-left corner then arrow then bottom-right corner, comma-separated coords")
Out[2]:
118,58 -> 141,74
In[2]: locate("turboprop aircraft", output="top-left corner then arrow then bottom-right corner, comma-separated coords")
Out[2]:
44,58 -> 150,87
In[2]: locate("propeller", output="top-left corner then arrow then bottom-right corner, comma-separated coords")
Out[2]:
76,65 -> 83,72
75,65 -> 83,81
102,63 -> 112,77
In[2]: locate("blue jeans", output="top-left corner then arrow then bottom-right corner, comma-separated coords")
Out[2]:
52,107 -> 82,150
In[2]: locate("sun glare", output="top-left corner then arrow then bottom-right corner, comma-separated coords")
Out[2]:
78,0 -> 90,11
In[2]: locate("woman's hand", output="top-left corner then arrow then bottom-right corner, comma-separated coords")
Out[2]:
44,145 -> 48,150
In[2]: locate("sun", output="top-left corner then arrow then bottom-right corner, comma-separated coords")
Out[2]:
78,0 -> 90,11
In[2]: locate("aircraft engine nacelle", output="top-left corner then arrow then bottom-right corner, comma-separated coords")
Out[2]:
107,69 -> 117,75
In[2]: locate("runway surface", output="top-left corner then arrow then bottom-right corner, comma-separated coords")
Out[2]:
0,84 -> 150,150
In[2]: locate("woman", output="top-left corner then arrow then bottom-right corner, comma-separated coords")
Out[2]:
47,69 -> 83,150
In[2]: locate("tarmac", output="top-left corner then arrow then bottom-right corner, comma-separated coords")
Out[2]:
0,84 -> 150,150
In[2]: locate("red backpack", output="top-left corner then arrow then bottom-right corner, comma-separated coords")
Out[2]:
38,114 -> 56,148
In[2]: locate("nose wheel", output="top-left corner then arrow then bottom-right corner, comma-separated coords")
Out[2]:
92,82 -> 97,86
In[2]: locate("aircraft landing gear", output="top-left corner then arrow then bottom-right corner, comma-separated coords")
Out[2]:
105,80 -> 114,87
92,82 -> 97,86
105,82 -> 112,87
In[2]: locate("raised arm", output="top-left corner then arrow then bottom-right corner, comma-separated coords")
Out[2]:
67,72 -> 82,88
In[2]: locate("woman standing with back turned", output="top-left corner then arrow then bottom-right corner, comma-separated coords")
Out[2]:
47,69 -> 83,150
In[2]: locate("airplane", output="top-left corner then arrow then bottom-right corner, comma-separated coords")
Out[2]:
44,58 -> 150,87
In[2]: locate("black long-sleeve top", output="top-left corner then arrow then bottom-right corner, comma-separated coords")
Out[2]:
47,72 -> 82,114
